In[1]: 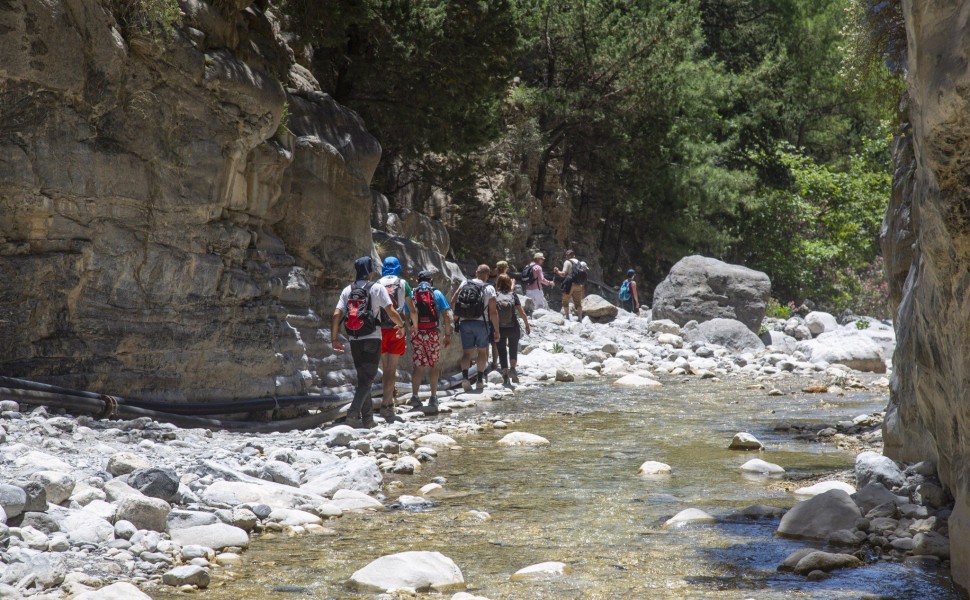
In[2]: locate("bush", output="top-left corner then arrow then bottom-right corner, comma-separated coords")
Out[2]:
765,297 -> 793,320
107,0 -> 182,38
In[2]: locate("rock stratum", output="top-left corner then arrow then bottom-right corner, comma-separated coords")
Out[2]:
884,0 -> 970,592
0,0 -> 398,400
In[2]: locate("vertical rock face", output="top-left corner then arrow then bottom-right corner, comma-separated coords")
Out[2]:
884,1 -> 970,591
0,0 -> 379,400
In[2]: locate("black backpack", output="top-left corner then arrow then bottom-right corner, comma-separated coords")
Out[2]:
344,282 -> 378,337
573,260 -> 589,285
454,281 -> 486,319
520,262 -> 537,286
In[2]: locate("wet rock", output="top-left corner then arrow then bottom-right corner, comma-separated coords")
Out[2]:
496,432 -> 550,447
267,508 -> 324,527
827,529 -> 866,546
777,490 -> 863,540
663,508 -> 717,528
792,551 -> 862,575
614,374 -> 662,388
739,459 -> 784,475
348,551 -> 465,593
638,461 -> 672,476
510,561 -> 570,581
728,432 -> 763,451
420,483 -> 445,497
778,548 -> 816,571
793,481 -> 856,498
912,531 -> 950,559
732,504 -> 786,519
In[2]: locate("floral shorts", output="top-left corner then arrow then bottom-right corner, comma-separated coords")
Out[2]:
412,329 -> 441,367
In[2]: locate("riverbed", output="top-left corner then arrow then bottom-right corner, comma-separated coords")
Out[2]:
158,375 -> 959,599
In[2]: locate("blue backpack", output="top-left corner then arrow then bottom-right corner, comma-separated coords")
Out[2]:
618,280 -> 632,301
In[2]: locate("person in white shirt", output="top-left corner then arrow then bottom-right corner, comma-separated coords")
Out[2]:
554,249 -> 585,320
331,256 -> 405,429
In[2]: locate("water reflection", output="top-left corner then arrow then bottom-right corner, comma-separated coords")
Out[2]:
156,376 -> 958,599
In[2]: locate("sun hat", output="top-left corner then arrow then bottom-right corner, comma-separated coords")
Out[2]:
533,252 -> 545,260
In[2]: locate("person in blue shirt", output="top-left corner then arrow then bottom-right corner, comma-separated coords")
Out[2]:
408,270 -> 453,413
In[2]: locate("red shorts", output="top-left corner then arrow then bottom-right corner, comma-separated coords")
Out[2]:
381,327 -> 406,355
412,329 -> 441,367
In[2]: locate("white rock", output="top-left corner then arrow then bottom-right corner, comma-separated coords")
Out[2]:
115,495 -> 170,532
663,508 -> 717,528
73,582 -> 153,600
301,457 -> 384,497
267,508 -> 324,527
415,433 -> 458,449
804,311 -> 838,336
30,471 -> 75,505
739,459 -> 785,475
656,333 -> 684,348
419,483 -> 445,497
205,480 -> 328,511
15,450 -> 71,472
637,461 -> 672,475
62,510 -> 115,545
169,524 -> 250,550
348,551 -> 465,593
614,374 -> 662,388
496,432 -> 550,447
793,481 -> 856,498
106,452 -> 149,476
331,489 -> 384,512
162,565 -> 210,588
510,561 -> 570,581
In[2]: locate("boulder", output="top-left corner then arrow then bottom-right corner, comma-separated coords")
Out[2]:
260,461 -> 302,488
115,496 -> 170,532
496,432 -> 550,447
330,489 -> 384,512
582,294 -> 618,321
0,484 -> 27,519
777,490 -> 863,540
793,481 -> 856,498
614,374 -> 662,388
169,524 -> 250,550
792,551 -> 862,575
128,468 -> 180,502
73,582 -> 153,600
855,451 -> 905,489
162,565 -> 210,588
728,432 -> 763,451
28,471 -> 75,505
852,482 -> 905,514
348,551 -> 465,593
62,510 -> 115,545
301,457 -> 384,497
415,433 -> 458,449
796,330 -> 886,373
637,461 -> 672,475
739,459 -> 784,475
683,318 -> 765,352
652,255 -> 770,331
107,453 -> 149,477
647,319 -> 681,335
804,311 -> 838,336
663,508 -> 717,528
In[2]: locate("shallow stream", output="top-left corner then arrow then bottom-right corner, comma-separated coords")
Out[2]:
161,376 -> 960,599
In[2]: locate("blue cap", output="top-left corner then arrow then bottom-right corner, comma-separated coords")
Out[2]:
627,269 -> 636,276
382,256 -> 401,277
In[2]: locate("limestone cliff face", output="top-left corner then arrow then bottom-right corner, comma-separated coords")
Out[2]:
883,0 -> 970,591
0,0 -> 380,400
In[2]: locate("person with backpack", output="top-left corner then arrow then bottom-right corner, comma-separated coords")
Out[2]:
494,274 -> 531,386
450,264 -> 501,392
408,270 -> 452,414
554,249 -> 588,321
331,256 -> 406,429
618,269 -> 640,314
521,252 -> 554,310
486,261 -> 511,372
377,257 -> 419,423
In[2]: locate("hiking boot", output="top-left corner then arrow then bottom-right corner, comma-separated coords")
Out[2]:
502,368 -> 510,386
379,405 -> 400,423
476,377 -> 485,391
408,395 -> 423,409
461,378 -> 472,393
345,416 -> 363,429
426,396 -> 439,415
361,417 -> 377,429
509,368 -> 520,384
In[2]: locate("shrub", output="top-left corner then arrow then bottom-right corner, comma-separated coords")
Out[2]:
765,298 -> 793,320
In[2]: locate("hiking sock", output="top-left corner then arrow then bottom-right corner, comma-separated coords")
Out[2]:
462,369 -> 469,382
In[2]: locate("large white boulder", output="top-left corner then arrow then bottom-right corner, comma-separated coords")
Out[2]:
169,524 -> 250,550
804,311 -> 838,336
115,496 -> 170,532
348,551 -> 465,593
683,318 -> 765,352
796,330 -> 887,373
582,295 -> 619,321
496,432 -> 550,447
73,582 -> 153,600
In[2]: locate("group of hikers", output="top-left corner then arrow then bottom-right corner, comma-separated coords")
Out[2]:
330,251 -> 640,429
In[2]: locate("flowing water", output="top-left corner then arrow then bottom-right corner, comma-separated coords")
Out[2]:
160,376 -> 960,599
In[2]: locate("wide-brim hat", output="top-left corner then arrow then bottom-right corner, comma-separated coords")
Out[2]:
533,252 -> 545,260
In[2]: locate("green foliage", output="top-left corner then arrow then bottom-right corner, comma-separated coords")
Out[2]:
758,323 -> 769,336
765,297 -> 793,320
108,0 -> 182,38
855,318 -> 870,330
275,98 -> 291,138
551,342 -> 565,354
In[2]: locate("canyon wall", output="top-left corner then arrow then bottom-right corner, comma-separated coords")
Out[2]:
0,0 -> 393,401
883,0 -> 970,591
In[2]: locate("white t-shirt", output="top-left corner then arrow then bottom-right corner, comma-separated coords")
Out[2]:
455,278 -> 496,320
336,281 -> 392,341
561,258 -> 578,276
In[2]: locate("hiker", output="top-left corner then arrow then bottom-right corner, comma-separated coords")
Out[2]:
494,273 -> 531,386
331,256 -> 406,429
521,252 -> 554,310
409,270 -> 452,414
554,249 -> 588,320
486,261 -> 511,371
377,257 -> 419,423
451,264 -> 501,392
619,269 -> 640,314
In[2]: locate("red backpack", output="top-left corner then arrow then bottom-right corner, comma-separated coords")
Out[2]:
414,283 -> 439,330
344,282 -> 378,337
